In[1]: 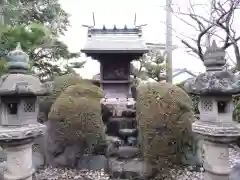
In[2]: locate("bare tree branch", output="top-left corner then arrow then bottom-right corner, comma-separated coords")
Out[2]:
173,0 -> 240,67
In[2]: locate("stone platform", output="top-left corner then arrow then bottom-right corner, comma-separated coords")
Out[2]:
0,145 -> 239,180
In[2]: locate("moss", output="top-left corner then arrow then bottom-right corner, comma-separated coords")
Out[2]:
48,83 -> 106,154
136,82 -> 195,179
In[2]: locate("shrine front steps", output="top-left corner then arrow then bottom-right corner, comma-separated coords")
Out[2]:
107,141 -> 145,179
106,129 -> 138,147
108,157 -> 151,180
109,146 -> 140,159
104,112 -> 147,179
106,117 -> 137,137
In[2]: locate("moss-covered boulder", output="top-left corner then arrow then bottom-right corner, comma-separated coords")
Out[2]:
45,83 -> 106,167
136,82 -> 196,178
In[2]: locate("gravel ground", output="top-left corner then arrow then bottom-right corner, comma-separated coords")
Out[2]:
169,146 -> 240,180
33,169 -> 110,180
33,147 -> 240,180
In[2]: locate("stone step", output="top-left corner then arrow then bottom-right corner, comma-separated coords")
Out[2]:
122,109 -> 136,118
108,117 -> 136,123
106,136 -> 123,147
101,104 -> 136,120
127,137 -> 138,146
77,155 -> 108,171
111,146 -> 140,159
108,158 -> 151,180
107,117 -> 137,136
119,129 -> 137,139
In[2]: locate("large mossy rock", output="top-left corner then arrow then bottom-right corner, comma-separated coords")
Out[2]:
39,74 -> 85,122
44,83 -> 107,168
136,82 -> 196,178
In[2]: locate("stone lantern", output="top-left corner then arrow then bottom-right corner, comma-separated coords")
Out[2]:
184,40 -> 240,180
0,43 -> 50,180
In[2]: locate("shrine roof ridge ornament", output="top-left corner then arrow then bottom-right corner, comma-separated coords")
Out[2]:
184,40 -> 240,95
87,24 -> 143,36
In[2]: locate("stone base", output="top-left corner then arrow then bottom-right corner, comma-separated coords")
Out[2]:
4,142 -> 35,180
4,168 -> 35,180
204,171 -> 230,180
108,158 -> 151,179
202,140 -> 232,180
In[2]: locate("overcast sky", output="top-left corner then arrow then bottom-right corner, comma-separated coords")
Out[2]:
58,0 -> 239,83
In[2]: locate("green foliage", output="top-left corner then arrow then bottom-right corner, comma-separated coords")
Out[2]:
0,60 -> 8,77
0,23 -> 51,56
136,82 -> 195,179
232,96 -> 240,122
1,0 -> 85,80
131,50 -> 166,82
233,96 -> 240,147
176,82 -> 200,114
48,83 -> 106,154
0,23 -> 85,80
5,0 -> 70,35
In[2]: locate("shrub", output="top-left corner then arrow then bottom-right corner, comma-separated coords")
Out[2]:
48,83 -> 106,155
39,74 -> 85,121
136,82 -> 196,179
176,82 -> 200,115
233,96 -> 240,122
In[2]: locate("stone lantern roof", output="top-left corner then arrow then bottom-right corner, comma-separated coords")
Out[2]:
184,40 -> 240,95
0,43 -> 51,96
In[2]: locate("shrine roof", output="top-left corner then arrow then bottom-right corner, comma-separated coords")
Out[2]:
81,27 -> 148,54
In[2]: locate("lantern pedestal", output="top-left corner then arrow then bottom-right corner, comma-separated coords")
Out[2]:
3,142 -> 35,180
0,123 -> 45,180
192,114 -> 240,180
202,140 -> 230,180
